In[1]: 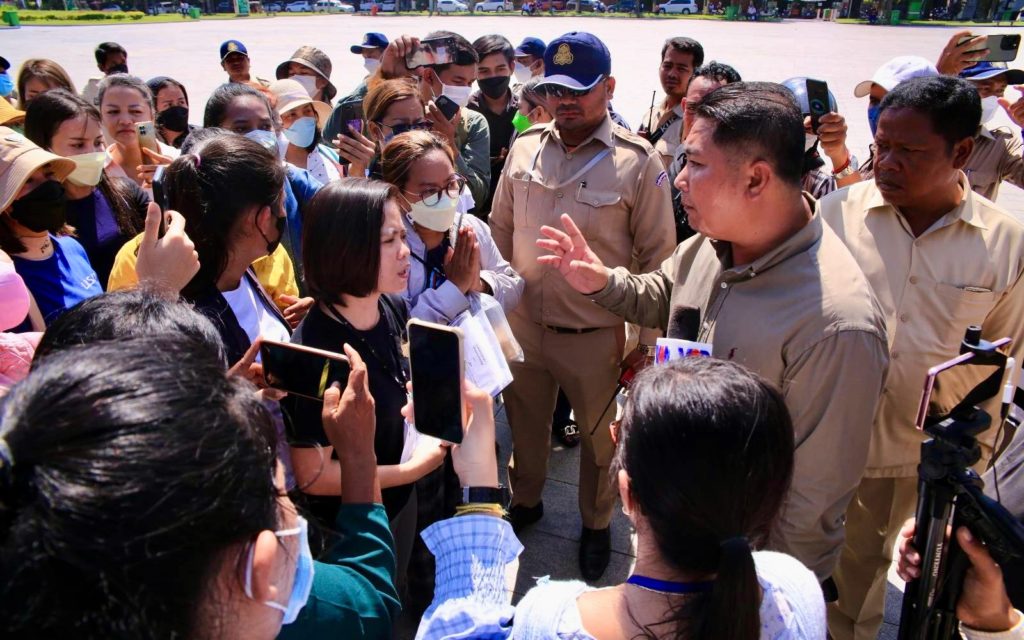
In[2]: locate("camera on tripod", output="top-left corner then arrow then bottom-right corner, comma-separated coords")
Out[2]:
899,326 -> 1024,640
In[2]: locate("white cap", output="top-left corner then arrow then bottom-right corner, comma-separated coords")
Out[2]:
267,79 -> 332,125
853,56 -> 938,98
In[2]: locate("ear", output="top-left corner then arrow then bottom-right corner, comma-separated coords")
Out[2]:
249,529 -> 283,603
605,77 -> 617,100
951,136 -> 975,170
367,121 -> 383,143
746,159 -> 772,199
617,469 -> 634,517
254,203 -> 275,234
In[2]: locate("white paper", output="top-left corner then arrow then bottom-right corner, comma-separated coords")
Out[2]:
452,308 -> 514,397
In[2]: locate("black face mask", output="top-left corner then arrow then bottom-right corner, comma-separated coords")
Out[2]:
478,75 -> 511,100
156,105 -> 190,133
258,209 -> 287,255
107,63 -> 129,75
10,180 -> 67,234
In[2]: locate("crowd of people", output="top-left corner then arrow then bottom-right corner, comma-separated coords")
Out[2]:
2,21 -> 1024,640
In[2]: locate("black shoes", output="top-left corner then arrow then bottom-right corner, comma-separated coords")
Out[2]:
552,420 -> 581,448
579,526 -> 611,581
508,501 -> 544,533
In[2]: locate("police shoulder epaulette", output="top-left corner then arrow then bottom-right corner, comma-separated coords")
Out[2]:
613,127 -> 657,154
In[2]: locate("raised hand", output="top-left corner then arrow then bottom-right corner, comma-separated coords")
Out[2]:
936,31 -> 988,76
536,213 -> 610,295
136,202 -> 199,296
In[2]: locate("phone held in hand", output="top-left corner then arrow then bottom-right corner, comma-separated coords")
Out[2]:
959,34 -> 1022,63
152,165 -> 169,237
260,340 -> 352,401
408,319 -> 465,444
136,121 -> 161,155
405,36 -> 457,69
434,95 -> 460,122
339,101 -> 364,138
804,78 -> 830,134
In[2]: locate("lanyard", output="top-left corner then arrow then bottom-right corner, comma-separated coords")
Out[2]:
647,112 -> 681,146
527,131 -> 613,190
322,302 -> 408,392
626,574 -> 714,594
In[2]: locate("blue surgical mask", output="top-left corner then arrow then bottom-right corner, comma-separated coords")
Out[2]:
867,104 -> 882,137
245,129 -> 284,159
0,72 -> 13,99
282,116 -> 317,149
244,515 -> 314,625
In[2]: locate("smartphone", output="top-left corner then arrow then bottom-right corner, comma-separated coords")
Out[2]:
136,121 -> 161,155
434,95 -> 460,121
960,34 -> 1022,63
408,319 -> 465,444
152,164 -> 169,237
260,340 -> 352,401
914,336 -> 1013,430
405,35 -> 457,70
805,78 -> 831,134
338,101 -> 364,138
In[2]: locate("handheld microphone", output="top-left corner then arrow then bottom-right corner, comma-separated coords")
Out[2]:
668,306 -> 701,341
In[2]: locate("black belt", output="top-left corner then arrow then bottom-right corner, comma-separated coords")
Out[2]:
538,323 -> 601,334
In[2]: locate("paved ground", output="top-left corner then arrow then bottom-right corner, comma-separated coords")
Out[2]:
7,15 -> 1024,638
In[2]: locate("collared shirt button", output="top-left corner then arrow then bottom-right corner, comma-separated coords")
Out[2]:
566,152 -> 574,160
720,282 -> 727,289
909,276 -> 919,285
892,351 -> 900,359
702,322 -> 710,330
556,192 -> 563,199
900,313 -> 909,322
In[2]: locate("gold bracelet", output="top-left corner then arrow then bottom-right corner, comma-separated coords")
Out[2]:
455,503 -> 506,518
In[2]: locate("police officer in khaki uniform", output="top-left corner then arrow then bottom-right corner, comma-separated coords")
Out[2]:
489,31 -> 675,581
637,37 -> 704,170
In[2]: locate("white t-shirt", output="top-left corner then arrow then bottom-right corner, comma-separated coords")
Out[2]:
221,276 -> 290,360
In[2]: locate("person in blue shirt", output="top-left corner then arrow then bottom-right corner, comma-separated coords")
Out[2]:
0,126 -> 101,331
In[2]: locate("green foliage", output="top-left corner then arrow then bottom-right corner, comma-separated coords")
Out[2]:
13,9 -> 146,20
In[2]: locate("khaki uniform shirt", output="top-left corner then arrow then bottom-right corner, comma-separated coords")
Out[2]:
489,115 -> 675,333
591,209 -> 890,579
819,175 -> 1024,477
639,101 -> 685,170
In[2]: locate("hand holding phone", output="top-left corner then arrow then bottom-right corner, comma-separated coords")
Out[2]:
136,121 -> 161,155
804,78 -> 831,134
152,165 -> 169,237
434,95 -> 461,121
959,34 -> 1021,63
261,340 -> 352,401
405,35 -> 457,69
408,319 -> 465,444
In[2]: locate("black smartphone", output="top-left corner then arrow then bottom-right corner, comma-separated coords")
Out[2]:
260,340 -> 351,401
960,34 -> 1022,63
805,78 -> 830,134
408,319 -> 465,444
434,95 -> 460,121
152,164 -> 169,237
338,101 -> 364,138
405,35 -> 457,69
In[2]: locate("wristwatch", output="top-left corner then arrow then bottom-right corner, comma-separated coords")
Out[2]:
833,154 -> 860,180
636,344 -> 654,357
461,485 -> 510,507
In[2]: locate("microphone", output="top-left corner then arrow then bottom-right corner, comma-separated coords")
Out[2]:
668,306 -> 701,341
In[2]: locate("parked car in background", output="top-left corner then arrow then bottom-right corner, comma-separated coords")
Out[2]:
657,0 -> 698,12
314,0 -> 340,10
435,0 -> 467,10
367,0 -> 397,9
265,1 -> 283,9
567,0 -> 605,10
475,0 -> 512,9
286,0 -> 312,9
607,0 -> 639,10
535,0 -> 566,9
101,3 -> 123,9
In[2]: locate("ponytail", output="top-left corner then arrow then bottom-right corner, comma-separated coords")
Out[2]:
692,536 -> 760,640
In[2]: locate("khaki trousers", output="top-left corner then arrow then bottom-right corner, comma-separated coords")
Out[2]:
504,314 -> 621,529
828,476 -> 919,640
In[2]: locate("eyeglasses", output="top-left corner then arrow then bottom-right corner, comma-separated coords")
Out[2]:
544,77 -> 604,100
404,174 -> 467,206
376,120 -> 433,136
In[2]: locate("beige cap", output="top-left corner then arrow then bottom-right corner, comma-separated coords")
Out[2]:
268,79 -> 332,125
0,97 -> 25,127
0,127 -> 76,212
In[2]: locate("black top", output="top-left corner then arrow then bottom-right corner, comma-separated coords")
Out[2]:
285,298 -> 412,519
467,89 -> 519,217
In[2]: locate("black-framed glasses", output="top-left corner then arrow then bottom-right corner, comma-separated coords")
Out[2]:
376,120 -> 433,136
544,76 -> 604,100
404,174 -> 467,206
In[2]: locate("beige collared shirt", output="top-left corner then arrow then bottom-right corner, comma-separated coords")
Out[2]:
591,207 -> 890,579
965,126 -> 1024,201
490,115 -> 675,332
639,100 -> 685,169
819,174 -> 1024,477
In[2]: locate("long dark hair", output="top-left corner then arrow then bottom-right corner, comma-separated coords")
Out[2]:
164,132 -> 285,298
0,336 -> 279,638
23,89 -> 144,240
614,357 -> 795,640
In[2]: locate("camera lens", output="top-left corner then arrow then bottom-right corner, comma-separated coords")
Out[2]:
810,99 -> 825,113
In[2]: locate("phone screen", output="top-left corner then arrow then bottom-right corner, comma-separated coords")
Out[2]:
409,321 -> 464,444
405,36 -> 457,69
805,79 -> 830,134
339,102 -> 364,138
152,165 -> 169,237
261,340 -> 351,401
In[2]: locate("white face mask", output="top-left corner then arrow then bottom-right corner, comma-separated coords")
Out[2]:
981,95 -> 1000,125
65,150 -> 109,187
363,57 -> 381,75
291,74 -> 319,98
408,192 -> 459,232
441,83 -> 473,108
513,61 -> 533,84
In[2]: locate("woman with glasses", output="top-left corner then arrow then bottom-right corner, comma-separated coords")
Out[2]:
380,129 -> 522,324
338,79 -> 432,180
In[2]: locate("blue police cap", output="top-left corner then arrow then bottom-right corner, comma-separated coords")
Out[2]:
960,61 -> 1024,85
540,32 -> 611,91
219,40 -> 249,61
514,37 -> 546,58
351,32 -> 389,54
